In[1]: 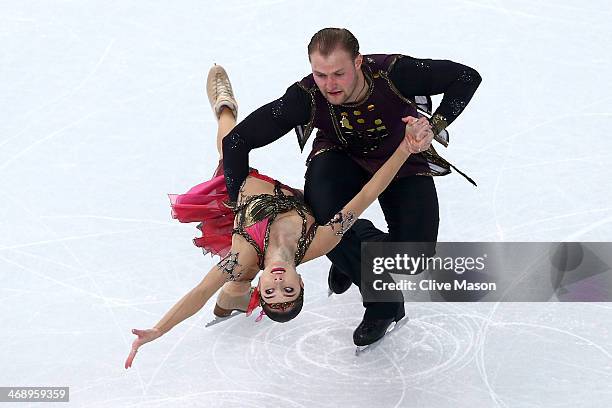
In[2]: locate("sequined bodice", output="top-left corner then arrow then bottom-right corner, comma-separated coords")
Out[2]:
232,180 -> 318,269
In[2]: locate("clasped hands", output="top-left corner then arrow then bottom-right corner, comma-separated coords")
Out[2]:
399,116 -> 434,155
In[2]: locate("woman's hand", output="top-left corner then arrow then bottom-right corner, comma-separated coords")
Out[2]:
399,116 -> 434,155
124,328 -> 162,369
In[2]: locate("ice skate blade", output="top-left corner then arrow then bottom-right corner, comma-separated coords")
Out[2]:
205,311 -> 241,327
328,288 -> 333,297
355,317 -> 409,355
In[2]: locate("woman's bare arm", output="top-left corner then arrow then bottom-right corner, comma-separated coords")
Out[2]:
152,265 -> 227,335
152,237 -> 260,335
125,240 -> 258,368
303,118 -> 432,261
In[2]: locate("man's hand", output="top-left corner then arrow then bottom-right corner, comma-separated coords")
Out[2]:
399,116 -> 434,155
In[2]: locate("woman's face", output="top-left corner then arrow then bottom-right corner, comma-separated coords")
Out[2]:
258,265 -> 303,304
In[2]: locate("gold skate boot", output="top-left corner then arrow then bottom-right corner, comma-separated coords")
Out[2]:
213,286 -> 253,317
206,64 -> 238,120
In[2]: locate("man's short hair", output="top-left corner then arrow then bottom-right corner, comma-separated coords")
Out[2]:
308,28 -> 360,60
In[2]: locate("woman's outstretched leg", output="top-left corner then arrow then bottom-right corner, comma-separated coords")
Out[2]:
216,107 -> 236,158
206,64 -> 238,159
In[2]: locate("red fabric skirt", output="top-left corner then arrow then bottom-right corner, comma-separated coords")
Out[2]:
167,161 -> 279,258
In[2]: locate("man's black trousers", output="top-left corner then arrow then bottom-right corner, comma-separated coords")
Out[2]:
304,150 -> 440,319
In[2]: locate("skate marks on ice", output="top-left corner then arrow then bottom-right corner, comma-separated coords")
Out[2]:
204,301 -> 612,406
471,302 -> 612,407
271,304 -> 481,385
209,302 -> 482,383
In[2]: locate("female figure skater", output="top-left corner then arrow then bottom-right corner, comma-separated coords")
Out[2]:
124,65 -> 433,369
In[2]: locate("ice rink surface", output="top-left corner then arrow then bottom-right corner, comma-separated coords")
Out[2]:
1,0 -> 611,406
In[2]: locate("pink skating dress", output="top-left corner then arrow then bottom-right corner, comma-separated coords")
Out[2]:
168,161 -> 317,268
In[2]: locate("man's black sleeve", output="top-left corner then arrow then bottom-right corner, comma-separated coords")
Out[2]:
388,56 -> 482,135
222,83 -> 312,202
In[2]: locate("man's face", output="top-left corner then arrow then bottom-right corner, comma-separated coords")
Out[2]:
309,48 -> 362,105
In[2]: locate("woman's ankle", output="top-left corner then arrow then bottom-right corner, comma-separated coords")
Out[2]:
218,106 -> 236,121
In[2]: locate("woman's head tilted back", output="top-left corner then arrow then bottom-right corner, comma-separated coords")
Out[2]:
256,264 -> 304,323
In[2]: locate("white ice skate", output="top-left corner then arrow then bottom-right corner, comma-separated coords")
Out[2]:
206,64 -> 238,119
205,311 -> 243,328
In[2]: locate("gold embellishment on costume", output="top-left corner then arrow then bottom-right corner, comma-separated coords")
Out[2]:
422,145 -> 450,170
386,54 -> 403,74
233,180 -> 319,269
295,226 -> 316,265
327,66 -> 375,145
357,118 -> 365,124
376,125 -> 386,131
294,81 -> 317,151
305,146 -> 342,166
366,128 -> 375,132
414,145 -> 452,179
374,119 -> 382,125
367,104 -> 375,111
222,200 -> 237,210
340,116 -> 353,130
415,145 -> 477,186
429,113 -> 449,136
341,112 -> 348,116
232,229 -> 265,269
328,104 -> 349,146
373,72 -> 380,78
353,110 -> 361,115
379,69 -> 450,148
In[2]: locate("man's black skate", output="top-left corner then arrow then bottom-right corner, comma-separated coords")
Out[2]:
327,264 -> 352,296
353,307 -> 406,348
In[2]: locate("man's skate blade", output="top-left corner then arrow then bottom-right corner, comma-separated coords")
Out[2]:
355,317 -> 409,355
205,311 -> 242,327
355,340 -> 381,355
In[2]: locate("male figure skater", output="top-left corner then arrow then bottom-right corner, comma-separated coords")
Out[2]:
221,28 -> 482,346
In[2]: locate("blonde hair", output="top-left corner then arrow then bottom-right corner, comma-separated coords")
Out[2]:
308,28 -> 360,60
